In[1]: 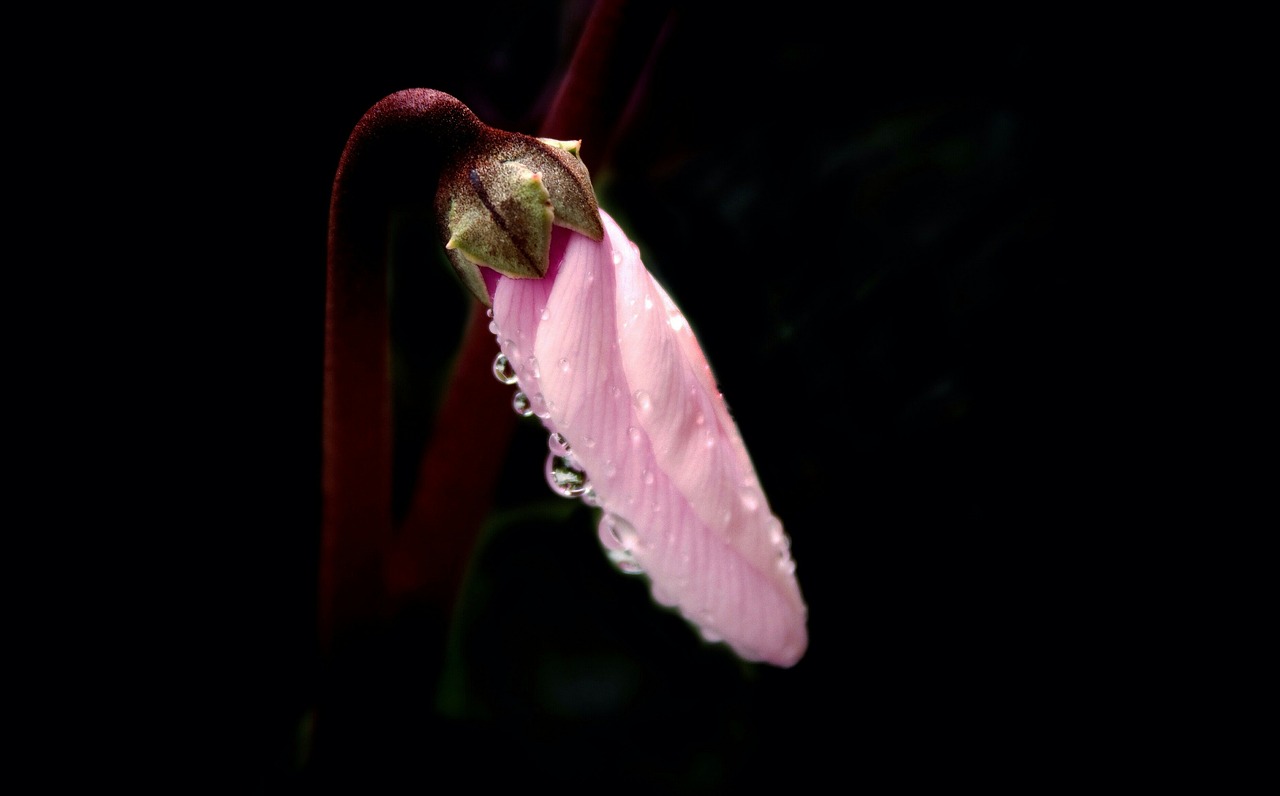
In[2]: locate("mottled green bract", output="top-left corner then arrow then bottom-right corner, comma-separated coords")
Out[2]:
436,131 -> 604,306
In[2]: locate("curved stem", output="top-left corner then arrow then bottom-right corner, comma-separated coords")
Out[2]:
321,89 -> 484,649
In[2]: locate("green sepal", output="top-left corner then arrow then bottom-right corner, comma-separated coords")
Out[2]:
444,160 -> 554,282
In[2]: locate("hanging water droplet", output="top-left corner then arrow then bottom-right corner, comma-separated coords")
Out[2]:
699,626 -> 724,644
601,512 -> 639,551
548,431 -> 571,457
777,555 -> 797,575
580,487 -> 600,508
512,391 -> 533,416
608,549 -> 644,575
545,453 -> 589,498
488,320 -> 500,334
485,308 -> 494,318
493,353 -> 518,385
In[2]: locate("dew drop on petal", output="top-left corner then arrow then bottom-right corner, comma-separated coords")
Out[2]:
539,306 -> 549,321
767,518 -> 789,549
627,426 -> 642,444
488,320 -> 500,335
634,390 -> 652,414
548,431 -> 571,457
581,487 -> 600,508
601,512 -> 639,551
485,308 -> 494,318
612,251 -> 623,266
740,487 -> 760,512
530,392 -> 551,419
608,549 -> 644,575
545,453 -> 589,498
493,353 -> 518,385
558,357 -> 570,373
512,391 -> 533,416
527,357 -> 541,379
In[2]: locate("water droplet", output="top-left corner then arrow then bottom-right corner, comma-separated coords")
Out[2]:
644,294 -> 653,311
485,308 -> 494,318
704,430 -> 716,448
558,357 -> 570,373
739,487 -> 760,512
611,251 -> 623,266
627,426 -> 642,444
642,469 -> 654,485
530,392 -> 551,418
527,357 -> 541,379
603,460 -> 617,479
488,321 -> 500,334
601,512 -> 639,551
610,385 -> 622,399
695,412 -> 705,426
548,432 -> 571,457
581,487 -> 600,508
583,436 -> 596,448
545,453 -> 589,498
493,353 -> 518,384
777,556 -> 797,575
634,390 -> 652,414
699,625 -> 723,643
539,307 -> 549,321
512,391 -> 532,416
608,549 -> 644,575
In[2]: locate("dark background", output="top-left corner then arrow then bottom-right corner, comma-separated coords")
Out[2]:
137,2 -> 1136,790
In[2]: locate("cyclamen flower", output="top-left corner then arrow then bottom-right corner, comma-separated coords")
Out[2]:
427,91 -> 807,666
481,212 -> 806,666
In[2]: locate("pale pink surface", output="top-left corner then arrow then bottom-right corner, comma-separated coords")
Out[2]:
490,211 -> 807,667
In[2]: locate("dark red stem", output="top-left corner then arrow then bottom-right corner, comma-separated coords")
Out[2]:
320,2 -> 674,653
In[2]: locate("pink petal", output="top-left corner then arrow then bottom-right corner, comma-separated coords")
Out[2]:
490,211 -> 807,667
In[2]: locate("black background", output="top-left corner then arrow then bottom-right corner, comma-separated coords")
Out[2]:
114,2 -> 1140,790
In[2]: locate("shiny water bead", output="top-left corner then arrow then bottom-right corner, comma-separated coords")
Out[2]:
545,453 -> 589,498
493,353 -> 518,384
512,391 -> 533,416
